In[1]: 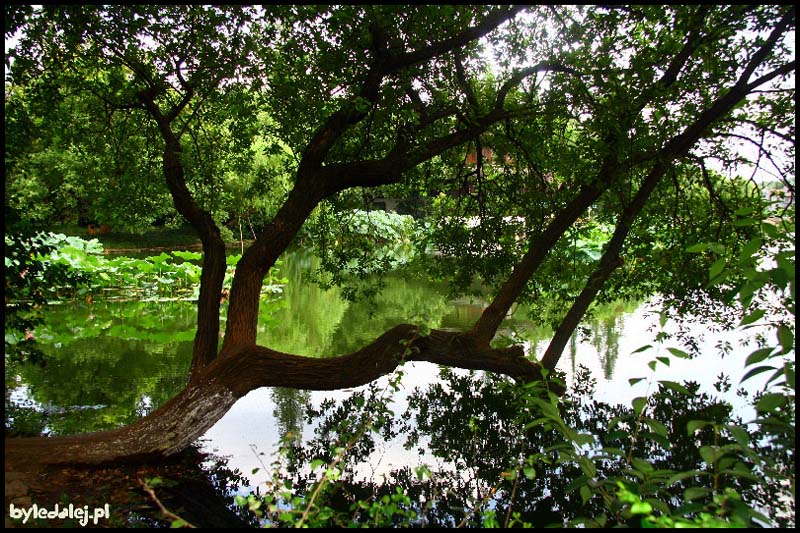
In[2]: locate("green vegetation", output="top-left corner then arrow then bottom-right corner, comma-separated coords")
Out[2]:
51,224 -> 204,251
4,4 -> 794,528
4,232 -> 286,307
220,213 -> 793,528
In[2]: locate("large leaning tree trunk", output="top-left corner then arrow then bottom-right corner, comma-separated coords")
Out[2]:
5,5 -> 794,468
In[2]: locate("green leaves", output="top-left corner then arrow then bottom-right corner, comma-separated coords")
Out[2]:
666,347 -> 690,359
687,420 -> 712,435
659,380 -> 692,396
776,325 -> 793,354
632,396 -> 648,417
755,393 -> 786,413
6,232 -> 286,304
708,258 -> 727,283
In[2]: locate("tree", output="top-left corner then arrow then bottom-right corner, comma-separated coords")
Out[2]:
4,5 -> 795,468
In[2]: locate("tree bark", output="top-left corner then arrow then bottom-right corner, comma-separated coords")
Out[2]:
139,93 -> 227,379
471,179 -> 612,342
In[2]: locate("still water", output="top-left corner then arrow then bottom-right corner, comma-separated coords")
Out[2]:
9,249 -> 768,489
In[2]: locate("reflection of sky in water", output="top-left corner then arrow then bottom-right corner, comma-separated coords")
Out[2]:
202,297 -> 777,491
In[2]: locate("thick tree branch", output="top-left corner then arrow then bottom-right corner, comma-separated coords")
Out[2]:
5,324 -> 554,467
300,7 -> 525,173
745,61 -> 796,92
650,6 -> 709,92
138,92 -> 226,378
226,56 -> 538,349
540,161 -> 668,369
222,184 -> 324,350
738,7 -> 795,87
165,87 -> 194,123
472,176 -> 613,342
383,7 -> 525,74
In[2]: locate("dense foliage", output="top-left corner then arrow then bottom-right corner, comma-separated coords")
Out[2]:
4,4 -> 795,528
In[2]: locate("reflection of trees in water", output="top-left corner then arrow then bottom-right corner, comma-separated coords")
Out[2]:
10,335 -> 192,435
271,387 -> 310,442
568,328 -> 578,376
563,302 -> 634,380
263,251 -> 451,357
591,311 -> 623,380
266,369 -> 788,528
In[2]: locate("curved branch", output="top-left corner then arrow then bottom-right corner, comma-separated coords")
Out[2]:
495,62 -> 582,110
726,117 -> 796,145
738,7 -> 795,87
300,6 -> 525,173
5,325 -> 551,467
717,131 -> 791,179
138,92 -> 226,377
690,155 -> 732,215
383,6 -> 526,73
649,6 -> 709,92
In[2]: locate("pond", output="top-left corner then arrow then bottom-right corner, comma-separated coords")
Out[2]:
7,248 -> 776,521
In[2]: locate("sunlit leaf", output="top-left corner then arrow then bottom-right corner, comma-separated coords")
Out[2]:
687,420 -> 711,435
632,397 -> 647,416
709,258 -> 726,281
666,347 -> 690,359
699,445 -> 717,465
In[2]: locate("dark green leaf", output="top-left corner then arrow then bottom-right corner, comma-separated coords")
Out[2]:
740,365 -> 777,384
684,487 -> 710,501
659,380 -> 692,395
687,420 -> 711,435
740,309 -> 766,326
745,347 -> 777,366
632,397 -> 647,416
756,393 -> 786,413
777,325 -> 793,354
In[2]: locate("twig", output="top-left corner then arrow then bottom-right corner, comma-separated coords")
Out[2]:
456,482 -> 501,528
138,478 -> 196,528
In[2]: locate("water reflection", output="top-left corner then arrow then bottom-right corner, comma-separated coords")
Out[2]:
8,249 -> 786,526
6,250 -> 657,439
